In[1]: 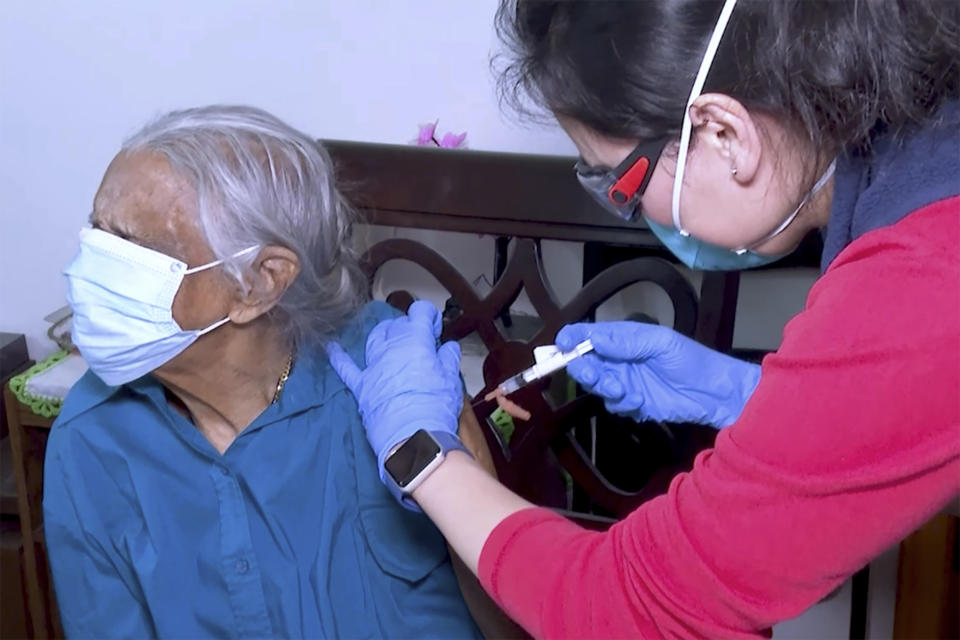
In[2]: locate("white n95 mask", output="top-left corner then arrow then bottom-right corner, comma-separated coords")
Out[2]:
64,227 -> 258,386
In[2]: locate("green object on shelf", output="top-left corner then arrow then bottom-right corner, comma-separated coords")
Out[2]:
8,349 -> 70,418
490,406 -> 515,446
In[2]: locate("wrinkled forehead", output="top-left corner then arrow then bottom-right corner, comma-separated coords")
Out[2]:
91,150 -> 211,263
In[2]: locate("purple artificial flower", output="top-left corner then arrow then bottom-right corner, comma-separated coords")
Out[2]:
438,131 -> 467,149
411,120 -> 468,148
415,121 -> 438,146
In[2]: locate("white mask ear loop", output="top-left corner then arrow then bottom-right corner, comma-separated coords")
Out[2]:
197,315 -> 232,336
671,0 -> 739,237
733,159 -> 837,254
183,245 -> 260,275
181,244 -> 260,335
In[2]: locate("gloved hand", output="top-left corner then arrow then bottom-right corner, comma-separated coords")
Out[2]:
326,301 -> 464,485
556,322 -> 761,428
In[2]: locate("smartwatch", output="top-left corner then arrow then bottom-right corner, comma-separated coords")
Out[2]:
383,429 -> 470,509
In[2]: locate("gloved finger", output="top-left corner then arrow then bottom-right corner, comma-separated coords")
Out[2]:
436,340 -> 462,379
566,356 -> 599,386
602,400 -> 641,420
407,300 -> 442,338
604,389 -> 654,420
325,342 -> 363,392
556,323 -> 593,352
595,372 -> 625,400
605,392 -> 646,418
567,358 -> 625,401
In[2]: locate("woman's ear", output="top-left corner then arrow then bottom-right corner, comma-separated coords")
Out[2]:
229,246 -> 301,325
688,93 -> 762,184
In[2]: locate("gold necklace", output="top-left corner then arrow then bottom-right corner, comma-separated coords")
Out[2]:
272,353 -> 293,404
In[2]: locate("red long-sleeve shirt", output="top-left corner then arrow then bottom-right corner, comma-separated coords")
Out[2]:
478,197 -> 960,638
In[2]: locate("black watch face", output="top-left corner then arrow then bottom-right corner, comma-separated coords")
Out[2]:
385,430 -> 442,488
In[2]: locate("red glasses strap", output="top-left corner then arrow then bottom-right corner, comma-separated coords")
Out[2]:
607,139 -> 667,205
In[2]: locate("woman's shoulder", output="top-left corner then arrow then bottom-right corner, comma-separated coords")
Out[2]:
46,371 -> 169,475
350,300 -> 403,329
353,300 -> 403,329
51,369 -> 126,433
821,195 -> 958,291
802,196 -> 958,356
328,300 -> 403,364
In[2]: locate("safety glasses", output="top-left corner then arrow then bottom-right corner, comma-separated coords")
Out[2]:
574,137 -> 669,222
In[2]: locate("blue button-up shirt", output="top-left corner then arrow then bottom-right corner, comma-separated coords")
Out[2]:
43,302 -> 480,639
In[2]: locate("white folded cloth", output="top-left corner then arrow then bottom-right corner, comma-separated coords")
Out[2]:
24,352 -> 88,401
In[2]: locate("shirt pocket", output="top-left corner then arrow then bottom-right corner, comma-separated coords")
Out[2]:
357,503 -> 449,583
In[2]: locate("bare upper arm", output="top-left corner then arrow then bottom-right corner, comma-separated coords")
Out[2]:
457,395 -> 496,477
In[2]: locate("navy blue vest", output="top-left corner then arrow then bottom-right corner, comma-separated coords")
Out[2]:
822,100 -> 960,270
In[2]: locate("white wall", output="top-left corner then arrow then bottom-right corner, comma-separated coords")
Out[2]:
0,1 -> 892,637
0,0 -> 574,359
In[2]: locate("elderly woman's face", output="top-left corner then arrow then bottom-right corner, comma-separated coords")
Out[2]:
90,150 -> 238,336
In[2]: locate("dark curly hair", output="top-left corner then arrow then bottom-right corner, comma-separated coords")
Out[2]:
495,0 -> 959,155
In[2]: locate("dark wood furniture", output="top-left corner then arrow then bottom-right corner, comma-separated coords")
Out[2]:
326,139 -> 825,513
327,139 -> 760,522
1,333 -> 33,640
893,513 -> 959,640
3,383 -> 61,639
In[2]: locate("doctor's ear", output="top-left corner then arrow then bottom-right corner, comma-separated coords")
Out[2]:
228,246 -> 300,325
688,93 -> 763,184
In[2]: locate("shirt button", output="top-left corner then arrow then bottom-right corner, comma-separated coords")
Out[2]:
218,466 -> 230,476
235,559 -> 249,574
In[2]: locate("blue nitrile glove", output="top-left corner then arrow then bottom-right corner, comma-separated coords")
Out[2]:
326,300 -> 464,486
556,322 -> 761,428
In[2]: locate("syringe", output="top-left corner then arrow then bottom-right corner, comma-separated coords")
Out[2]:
497,339 -> 594,395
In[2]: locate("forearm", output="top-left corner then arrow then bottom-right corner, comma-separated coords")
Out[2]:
412,451 -> 533,574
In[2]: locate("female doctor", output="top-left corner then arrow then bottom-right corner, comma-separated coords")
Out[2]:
327,0 -> 960,636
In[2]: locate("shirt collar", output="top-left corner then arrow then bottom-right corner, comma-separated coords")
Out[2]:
55,345 -> 348,427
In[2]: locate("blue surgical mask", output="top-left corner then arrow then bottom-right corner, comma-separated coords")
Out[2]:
642,217 -> 789,270
64,227 -> 258,386
650,159 -> 836,271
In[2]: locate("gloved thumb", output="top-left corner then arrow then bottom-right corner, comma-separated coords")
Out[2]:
556,323 -> 592,352
407,300 -> 442,338
325,342 -> 363,393
436,340 -> 462,379
588,323 -> 668,362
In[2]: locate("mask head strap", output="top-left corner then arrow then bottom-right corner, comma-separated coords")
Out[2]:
671,0 -> 739,237
732,159 -> 837,254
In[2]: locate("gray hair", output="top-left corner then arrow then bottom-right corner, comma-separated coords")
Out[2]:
123,104 -> 367,350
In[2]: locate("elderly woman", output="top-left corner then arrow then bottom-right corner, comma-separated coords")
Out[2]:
44,105 -> 488,638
